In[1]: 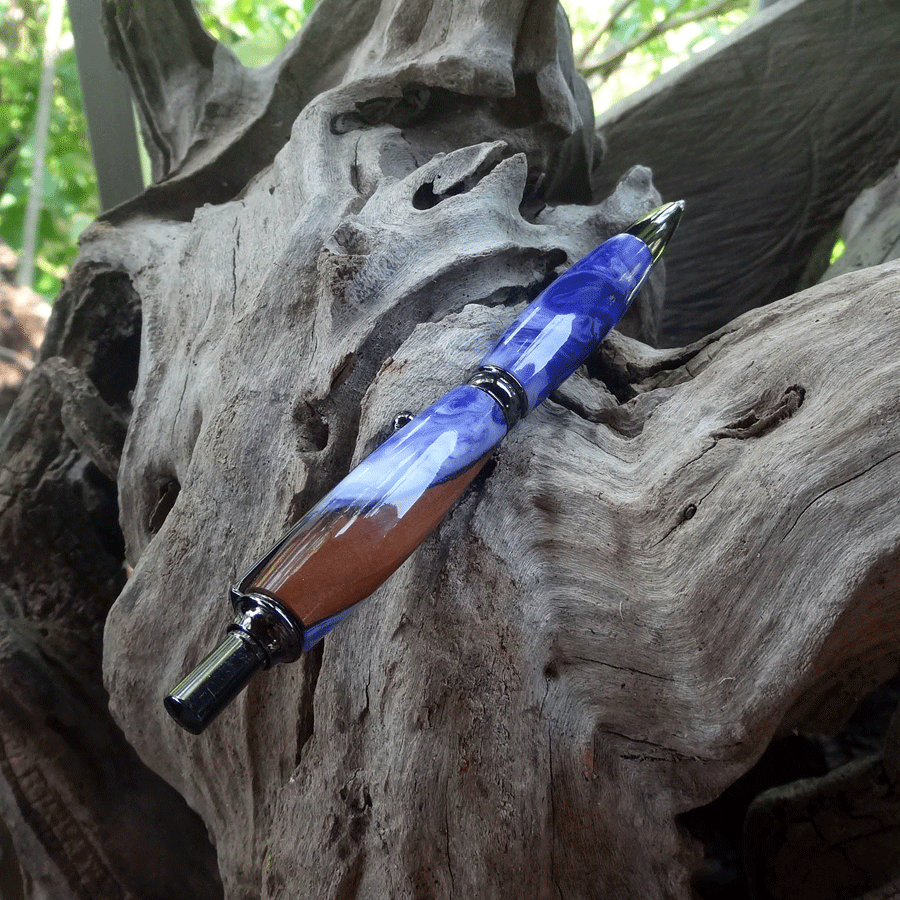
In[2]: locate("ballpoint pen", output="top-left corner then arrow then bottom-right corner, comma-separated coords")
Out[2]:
164,200 -> 684,734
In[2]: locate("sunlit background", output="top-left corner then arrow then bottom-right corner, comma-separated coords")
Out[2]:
0,0 -> 750,298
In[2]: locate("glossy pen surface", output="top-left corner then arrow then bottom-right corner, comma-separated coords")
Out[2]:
164,201 -> 684,733
248,385 -> 507,648
478,233 -> 651,411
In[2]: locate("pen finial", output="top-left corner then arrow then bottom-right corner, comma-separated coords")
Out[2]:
164,593 -> 304,733
625,200 -> 685,264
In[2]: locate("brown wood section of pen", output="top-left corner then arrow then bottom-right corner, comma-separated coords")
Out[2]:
248,456 -> 491,626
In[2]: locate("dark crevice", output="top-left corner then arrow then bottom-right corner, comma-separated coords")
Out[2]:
411,150 -> 509,210
332,78 -> 542,136
331,84 -> 433,135
40,268 -> 142,412
550,386 -> 669,439
519,168 -> 547,222
548,725 -> 563,900
81,460 -> 126,561
712,385 -> 805,441
148,479 -> 181,535
819,672 -> 900,769
681,672 -> 900,900
466,454 -> 497,495
424,248 -> 565,329
294,641 -> 324,770
570,655 -> 675,682
412,178 -> 463,209
681,733 -> 831,900
292,399 -> 330,452
585,350 -> 639,403
589,326 -> 728,400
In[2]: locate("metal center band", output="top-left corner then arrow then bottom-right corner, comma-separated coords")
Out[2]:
467,365 -> 529,429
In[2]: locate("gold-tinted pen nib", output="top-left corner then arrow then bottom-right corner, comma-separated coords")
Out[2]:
626,200 -> 685,264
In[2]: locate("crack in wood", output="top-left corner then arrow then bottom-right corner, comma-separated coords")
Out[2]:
547,725 -> 564,900
712,384 -> 806,440
602,728 -> 716,763
781,447 -> 900,544
444,790 -> 455,899
569,655 -> 675,683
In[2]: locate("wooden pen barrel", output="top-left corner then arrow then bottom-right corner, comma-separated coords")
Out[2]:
248,234 -> 657,649
246,385 -> 508,649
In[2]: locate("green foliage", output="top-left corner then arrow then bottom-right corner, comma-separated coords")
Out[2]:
830,238 -> 846,266
0,1 -> 97,296
195,0 -> 313,67
567,0 -> 749,110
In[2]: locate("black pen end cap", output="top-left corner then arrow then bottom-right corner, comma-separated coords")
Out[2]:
164,630 -> 267,734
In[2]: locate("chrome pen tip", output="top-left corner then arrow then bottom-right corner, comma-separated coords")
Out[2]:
625,200 -> 685,264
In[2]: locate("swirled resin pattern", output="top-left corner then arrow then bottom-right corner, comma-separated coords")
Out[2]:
478,233 -> 652,411
248,385 -> 507,647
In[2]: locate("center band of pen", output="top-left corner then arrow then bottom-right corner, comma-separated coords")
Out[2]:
467,365 -> 529,429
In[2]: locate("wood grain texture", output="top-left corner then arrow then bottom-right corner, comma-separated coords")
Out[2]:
96,123 -> 663,900
0,267 -> 222,900
263,265 -> 900,900
1,0 -> 898,897
87,3 -> 664,897
593,0 -> 900,346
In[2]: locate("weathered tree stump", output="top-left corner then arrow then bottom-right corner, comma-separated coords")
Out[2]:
0,0 -> 898,898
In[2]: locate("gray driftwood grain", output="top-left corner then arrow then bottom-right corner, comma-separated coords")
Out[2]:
0,266 -> 222,900
0,0 -> 897,898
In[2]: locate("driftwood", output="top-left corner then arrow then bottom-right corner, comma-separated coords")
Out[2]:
593,0 -> 900,345
0,265 -> 222,900
0,0 -> 898,898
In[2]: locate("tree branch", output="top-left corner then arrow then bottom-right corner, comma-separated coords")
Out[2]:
574,0 -> 641,69
582,0 -> 743,80
0,347 -> 34,373
17,0 -> 65,290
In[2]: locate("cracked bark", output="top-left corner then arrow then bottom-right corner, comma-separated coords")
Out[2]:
0,0 -> 898,898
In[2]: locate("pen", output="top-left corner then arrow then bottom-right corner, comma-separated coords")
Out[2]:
164,201 -> 684,733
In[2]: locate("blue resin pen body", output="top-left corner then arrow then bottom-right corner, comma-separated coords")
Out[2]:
165,201 -> 684,733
